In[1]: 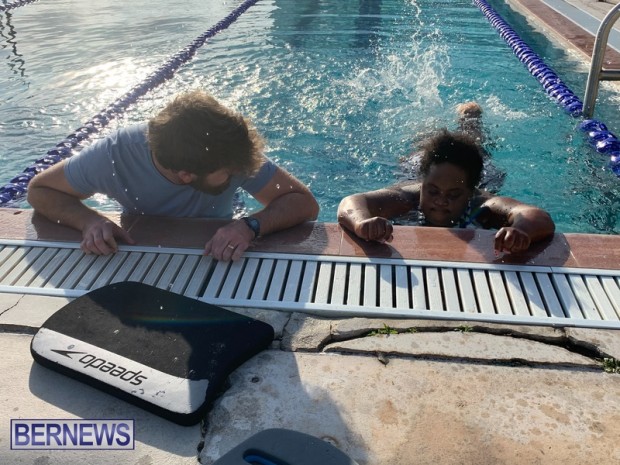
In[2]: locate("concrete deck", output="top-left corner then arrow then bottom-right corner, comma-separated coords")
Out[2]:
2,1 -> 620,464
508,0 -> 620,67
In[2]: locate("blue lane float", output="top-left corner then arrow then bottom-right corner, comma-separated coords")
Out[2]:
0,0 -> 38,13
0,0 -> 261,205
473,0 -> 620,177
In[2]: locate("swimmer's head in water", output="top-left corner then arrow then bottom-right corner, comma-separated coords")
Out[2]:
417,129 -> 484,226
419,128 -> 484,190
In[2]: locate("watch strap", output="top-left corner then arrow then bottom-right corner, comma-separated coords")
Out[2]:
241,216 -> 260,238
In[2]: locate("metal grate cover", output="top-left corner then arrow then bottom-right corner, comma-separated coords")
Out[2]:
0,239 -> 619,329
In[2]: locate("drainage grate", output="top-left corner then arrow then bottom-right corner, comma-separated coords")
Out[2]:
0,240 -> 619,329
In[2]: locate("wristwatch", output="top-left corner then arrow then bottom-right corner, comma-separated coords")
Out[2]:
241,216 -> 261,238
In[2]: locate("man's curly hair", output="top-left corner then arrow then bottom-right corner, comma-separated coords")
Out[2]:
147,90 -> 264,176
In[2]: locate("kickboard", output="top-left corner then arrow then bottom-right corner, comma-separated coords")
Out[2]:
30,281 -> 274,426
213,428 -> 360,465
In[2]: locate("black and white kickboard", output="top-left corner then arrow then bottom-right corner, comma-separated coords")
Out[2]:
30,281 -> 274,426
212,428 -> 360,465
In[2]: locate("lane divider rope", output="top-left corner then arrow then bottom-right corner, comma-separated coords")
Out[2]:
0,0 -> 38,13
473,0 -> 619,176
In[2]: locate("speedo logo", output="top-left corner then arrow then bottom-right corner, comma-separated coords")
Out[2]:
52,349 -> 147,386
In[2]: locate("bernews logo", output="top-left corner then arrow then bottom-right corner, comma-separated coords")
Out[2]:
10,419 -> 135,450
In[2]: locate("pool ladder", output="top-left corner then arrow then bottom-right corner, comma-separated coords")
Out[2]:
583,3 -> 620,118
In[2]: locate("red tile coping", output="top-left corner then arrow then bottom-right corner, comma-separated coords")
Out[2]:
2,208 -> 619,270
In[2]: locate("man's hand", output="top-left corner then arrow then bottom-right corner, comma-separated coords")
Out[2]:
81,218 -> 135,255
494,227 -> 531,254
204,220 -> 255,261
354,217 -> 394,243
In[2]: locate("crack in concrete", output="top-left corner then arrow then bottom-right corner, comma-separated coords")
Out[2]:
0,323 -> 38,335
330,348 -> 604,372
196,417 -> 208,463
194,313 -> 618,462
0,294 -> 23,317
314,324 -> 607,364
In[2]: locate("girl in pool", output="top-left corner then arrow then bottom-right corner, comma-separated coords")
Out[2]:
337,104 -> 555,253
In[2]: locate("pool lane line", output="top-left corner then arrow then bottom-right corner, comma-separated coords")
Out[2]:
0,0 -> 38,13
473,0 -> 620,177
0,0 -> 261,205
0,0 -> 37,13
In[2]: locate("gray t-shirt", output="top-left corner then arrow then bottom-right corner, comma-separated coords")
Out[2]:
65,123 -> 276,218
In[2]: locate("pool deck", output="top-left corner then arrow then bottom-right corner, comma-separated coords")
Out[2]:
1,207 -> 619,464
509,0 -> 620,61
2,1 -> 620,464
507,0 -> 620,84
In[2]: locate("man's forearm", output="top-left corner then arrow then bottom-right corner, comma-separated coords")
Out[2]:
27,186 -> 107,233
251,192 -> 319,236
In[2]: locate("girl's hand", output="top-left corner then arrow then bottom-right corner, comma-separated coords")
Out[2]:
494,227 -> 531,253
354,217 -> 394,243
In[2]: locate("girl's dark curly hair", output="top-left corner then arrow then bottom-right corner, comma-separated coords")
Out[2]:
419,128 -> 484,189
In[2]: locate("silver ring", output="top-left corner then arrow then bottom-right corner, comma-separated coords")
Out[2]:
227,244 -> 235,250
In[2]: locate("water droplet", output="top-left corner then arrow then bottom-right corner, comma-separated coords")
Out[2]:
276,183 -> 280,189
113,329 -> 119,334
205,146 -> 209,151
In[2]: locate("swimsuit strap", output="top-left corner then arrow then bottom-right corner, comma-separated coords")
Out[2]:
403,201 -> 487,229
456,202 -> 489,229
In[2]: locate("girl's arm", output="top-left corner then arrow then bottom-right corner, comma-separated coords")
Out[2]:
477,195 -> 555,253
338,183 -> 420,242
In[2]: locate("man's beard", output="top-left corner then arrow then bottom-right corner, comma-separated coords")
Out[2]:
189,177 -> 231,196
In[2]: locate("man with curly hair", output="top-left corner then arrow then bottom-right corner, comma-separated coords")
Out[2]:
28,90 -> 319,261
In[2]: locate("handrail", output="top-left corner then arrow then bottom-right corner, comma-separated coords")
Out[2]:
583,3 -> 620,118
475,0 -> 619,177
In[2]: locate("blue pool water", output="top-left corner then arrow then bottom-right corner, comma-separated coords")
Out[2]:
1,0 -> 620,233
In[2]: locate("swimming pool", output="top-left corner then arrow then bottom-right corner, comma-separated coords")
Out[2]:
1,0 -> 619,233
